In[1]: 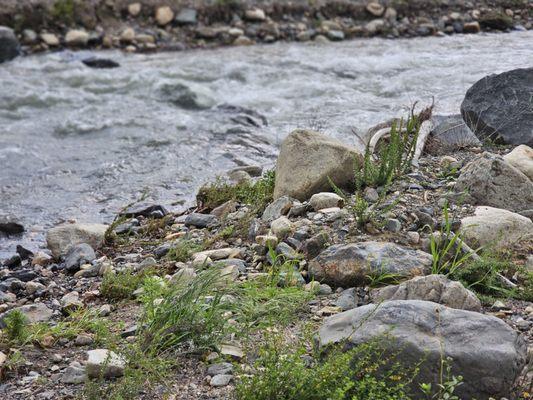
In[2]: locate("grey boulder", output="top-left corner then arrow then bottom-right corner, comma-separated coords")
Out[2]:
461,68 -> 533,146
273,129 -> 363,201
455,152 -> 533,212
370,274 -> 481,311
318,300 -> 527,399
308,241 -> 432,287
46,223 -> 108,259
0,26 -> 20,63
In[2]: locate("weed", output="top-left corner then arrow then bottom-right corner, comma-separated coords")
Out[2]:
100,270 -> 145,302
166,239 -> 203,263
51,0 -> 74,23
2,310 -> 29,344
367,265 -> 403,288
420,357 -> 463,400
450,257 -> 513,298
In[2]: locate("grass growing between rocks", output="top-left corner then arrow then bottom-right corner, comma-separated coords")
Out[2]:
166,238 -> 203,263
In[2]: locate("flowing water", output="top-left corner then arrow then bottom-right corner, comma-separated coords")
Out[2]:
1,30 -> 532,257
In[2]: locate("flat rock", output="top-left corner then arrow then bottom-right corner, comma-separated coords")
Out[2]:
46,223 -> 107,259
460,206 -> 533,251
504,144 -> 533,181
455,152 -> 533,212
318,300 -> 527,399
119,202 -> 168,218
82,57 -> 120,69
184,213 -> 218,228
86,349 -> 125,379
207,362 -> 233,376
309,241 -> 432,287
370,274 -> 481,311
210,374 -> 233,387
461,68 -> 533,146
176,8 -> 197,25
0,303 -> 53,328
274,129 -> 363,201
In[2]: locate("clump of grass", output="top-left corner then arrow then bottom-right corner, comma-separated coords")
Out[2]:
2,310 -> 29,344
235,334 -> 417,400
166,239 -> 203,263
100,270 -> 146,302
355,117 -> 419,191
450,257 -> 513,298
51,0 -> 74,23
197,170 -> 275,213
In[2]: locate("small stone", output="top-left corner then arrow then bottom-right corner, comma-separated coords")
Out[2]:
366,2 -> 385,17
120,28 -> 135,43
75,334 -> 93,346
32,252 -> 52,267
335,288 -> 357,311
207,362 -> 233,376
184,213 -> 218,228
244,8 -> 266,22
407,231 -> 420,244
65,30 -> 89,47
220,344 -> 243,360
492,300 -> 508,310
0,214 -> 24,234
210,374 -> 233,387
128,2 -> 141,17
318,284 -> 333,295
156,6 -> 174,26
64,243 -> 96,273
26,281 -> 45,295
270,217 -> 293,238
463,21 -> 481,33
363,187 -> 379,203
309,193 -> 344,211
41,33 -> 60,46
233,36 -> 253,46
326,30 -> 345,41
61,291 -> 83,312
385,218 -> 401,232
176,8 -> 197,25
86,349 -> 125,379
255,235 -> 278,248
262,196 -> 294,222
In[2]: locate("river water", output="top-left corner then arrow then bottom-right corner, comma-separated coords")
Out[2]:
1,31 -> 532,257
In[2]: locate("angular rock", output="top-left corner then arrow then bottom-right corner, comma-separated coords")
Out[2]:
245,8 -> 266,22
62,362 -> 86,384
319,300 -> 526,400
185,213 -> 218,228
335,287 -> 357,311
40,33 -> 59,46
366,2 -> 385,16
425,114 -> 481,155
159,81 -> 216,110
176,8 -> 197,25
0,26 -> 20,63
309,192 -> 344,211
371,274 -> 481,311
274,129 -> 363,201
210,374 -> 233,387
503,145 -> 533,181
64,243 -> 96,272
86,349 -> 125,379
119,202 -> 168,218
460,206 -> 533,251
309,241 -> 432,287
461,68 -> 533,146
207,362 -> 233,376
0,303 -> 53,328
262,196 -> 294,222
270,216 -> 293,238
455,152 -> 533,212
46,223 -> 107,259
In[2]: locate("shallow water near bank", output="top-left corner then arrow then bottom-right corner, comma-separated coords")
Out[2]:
1,31 -> 532,257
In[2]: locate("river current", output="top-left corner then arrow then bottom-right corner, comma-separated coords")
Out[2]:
1,30 -> 532,257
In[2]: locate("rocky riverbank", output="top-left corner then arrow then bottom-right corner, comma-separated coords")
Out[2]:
0,0 -> 532,62
0,67 -> 532,399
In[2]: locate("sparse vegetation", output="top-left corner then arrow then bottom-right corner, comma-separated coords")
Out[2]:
100,270 -> 147,302
2,310 -> 29,344
166,238 -> 203,263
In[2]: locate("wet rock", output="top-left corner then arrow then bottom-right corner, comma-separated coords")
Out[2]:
185,213 -> 218,228
309,241 -> 432,287
1,254 -> 19,268
371,274 -> 481,311
82,57 -> 120,69
309,192 -> 344,211
455,152 -> 533,212
426,114 -> 481,155
234,35 -> 254,46
0,26 -> 20,63
159,81 -> 216,110
463,21 -> 481,33
479,11 -> 513,30
46,223 -> 107,259
21,29 -> 37,45
86,349 -> 125,379
461,68 -> 533,146
65,30 -> 89,47
16,245 -> 33,260
326,30 -> 344,41
176,8 -> 197,25
274,129 -> 363,201
64,243 -> 96,273
0,214 -> 24,234
0,303 -> 53,328
503,145 -> 533,180
156,6 -> 174,26
460,206 -> 533,251
319,300 -> 526,399
119,203 -> 168,218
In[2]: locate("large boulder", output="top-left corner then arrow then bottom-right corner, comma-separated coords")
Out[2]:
460,68 -> 533,146
274,129 -> 363,201
318,300 -> 527,399
370,274 -> 481,311
46,223 -> 108,259
308,241 -> 432,287
0,26 -> 19,63
504,145 -> 533,181
460,206 -> 533,251
455,152 -> 533,212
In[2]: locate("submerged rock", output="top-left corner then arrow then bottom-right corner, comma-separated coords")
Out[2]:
318,300 -> 527,399
461,68 -> 533,146
0,26 -> 20,63
370,274 -> 481,311
308,241 -> 432,287
0,214 -> 24,234
274,129 -> 363,201
159,81 -> 216,110
82,57 -> 120,69
455,152 -> 533,212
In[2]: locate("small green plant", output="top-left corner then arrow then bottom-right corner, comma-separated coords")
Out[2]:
51,0 -> 75,23
420,357 -> 463,400
166,239 -> 203,263
2,310 -> 29,343
355,117 -> 419,190
367,265 -> 403,288
100,270 -> 145,302
430,204 -> 476,276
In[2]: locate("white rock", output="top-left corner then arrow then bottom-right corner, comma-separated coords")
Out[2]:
155,6 -> 174,26
46,223 -> 107,259
40,33 -> 59,46
65,30 -> 89,47
120,27 -> 135,43
86,349 -> 125,379
270,216 -> 293,238
366,2 -> 385,16
245,8 -> 266,22
309,192 -> 344,211
504,145 -> 533,181
128,2 -> 141,17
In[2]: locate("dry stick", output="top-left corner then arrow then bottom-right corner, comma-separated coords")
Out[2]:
411,119 -> 433,167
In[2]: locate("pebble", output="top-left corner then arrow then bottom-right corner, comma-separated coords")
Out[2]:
207,362 -> 233,376
128,2 -> 141,17
156,6 -> 174,26
385,218 -> 402,232
270,216 -> 293,238
210,374 -> 233,387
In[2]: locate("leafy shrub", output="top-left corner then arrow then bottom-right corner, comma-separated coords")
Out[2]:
2,310 -> 29,343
